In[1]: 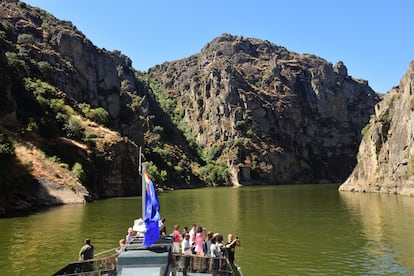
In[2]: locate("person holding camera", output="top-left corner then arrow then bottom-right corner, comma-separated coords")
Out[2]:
224,234 -> 240,264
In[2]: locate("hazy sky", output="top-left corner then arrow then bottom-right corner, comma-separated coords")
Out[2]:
23,0 -> 413,93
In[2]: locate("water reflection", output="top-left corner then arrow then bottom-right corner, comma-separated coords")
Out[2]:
158,187 -> 242,236
1,185 -> 414,275
339,192 -> 414,274
1,204 -> 87,274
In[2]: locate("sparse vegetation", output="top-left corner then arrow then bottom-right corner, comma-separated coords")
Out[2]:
146,161 -> 168,184
64,116 -> 83,139
88,107 -> 110,125
6,51 -> 28,77
71,162 -> 85,182
38,61 -> 52,78
24,77 -> 57,99
361,123 -> 371,137
78,103 -> 110,125
378,110 -> 391,124
17,33 -> 34,45
150,81 -> 177,118
199,161 -> 228,185
0,133 -> 15,160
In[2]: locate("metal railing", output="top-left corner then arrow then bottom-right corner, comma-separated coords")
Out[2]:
170,254 -> 238,276
53,254 -> 118,276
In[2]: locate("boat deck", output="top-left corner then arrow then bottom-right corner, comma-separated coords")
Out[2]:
53,236 -> 240,276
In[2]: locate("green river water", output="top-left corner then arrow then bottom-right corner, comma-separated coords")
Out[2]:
1,184 -> 414,275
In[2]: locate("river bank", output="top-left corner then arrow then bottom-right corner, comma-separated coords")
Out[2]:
0,176 -> 87,217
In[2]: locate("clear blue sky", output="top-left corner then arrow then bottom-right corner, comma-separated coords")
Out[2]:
23,0 -> 413,93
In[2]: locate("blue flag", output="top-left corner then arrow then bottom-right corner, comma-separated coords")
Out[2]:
143,170 -> 160,247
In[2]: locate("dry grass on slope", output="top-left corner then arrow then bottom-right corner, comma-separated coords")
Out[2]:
14,141 -> 81,188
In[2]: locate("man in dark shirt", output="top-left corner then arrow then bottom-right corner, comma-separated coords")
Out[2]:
79,238 -> 94,260
224,234 -> 240,264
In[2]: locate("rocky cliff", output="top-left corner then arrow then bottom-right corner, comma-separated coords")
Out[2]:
0,0 -> 205,216
339,62 -> 414,196
149,34 -> 380,185
0,0 -> 147,215
0,0 -> 147,141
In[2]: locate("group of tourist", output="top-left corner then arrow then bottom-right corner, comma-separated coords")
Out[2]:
168,221 -> 241,264
79,219 -> 240,264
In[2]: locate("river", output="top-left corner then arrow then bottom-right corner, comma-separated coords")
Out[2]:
0,184 -> 413,275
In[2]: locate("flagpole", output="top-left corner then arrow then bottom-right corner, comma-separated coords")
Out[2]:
139,147 -> 145,220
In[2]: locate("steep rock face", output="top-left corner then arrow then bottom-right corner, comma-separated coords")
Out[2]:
0,1 -> 147,215
150,34 -> 380,185
0,0 -> 146,140
90,137 -> 141,198
339,62 -> 414,196
1,0 -> 205,217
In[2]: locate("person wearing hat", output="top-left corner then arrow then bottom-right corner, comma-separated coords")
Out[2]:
79,238 -> 94,260
126,227 -> 135,243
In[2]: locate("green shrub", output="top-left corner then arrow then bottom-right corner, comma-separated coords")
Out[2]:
17,33 -> 34,45
26,118 -> 39,132
5,51 -> 28,76
41,22 -> 49,29
24,78 -> 57,98
361,123 -> 371,137
64,116 -> 83,139
153,146 -> 169,158
88,107 -> 109,125
79,103 -> 91,114
150,81 -> 177,116
145,161 -> 167,183
50,98 -> 65,113
199,161 -> 228,184
203,145 -> 222,161
48,155 -> 61,163
78,103 -> 109,125
35,94 -> 49,108
378,112 -> 391,124
121,80 -> 130,91
55,112 -> 69,126
38,61 -> 52,78
0,134 -> 15,160
72,162 -> 85,182
0,30 -> 7,45
153,125 -> 164,133
174,165 -> 184,173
